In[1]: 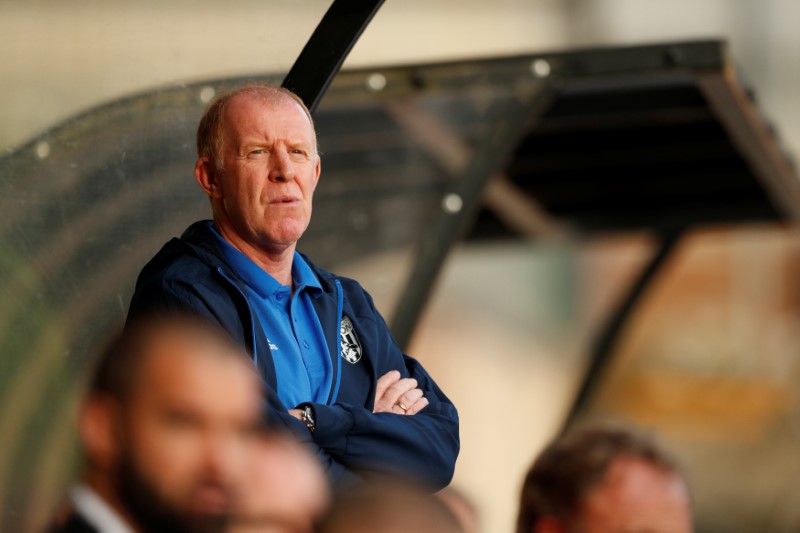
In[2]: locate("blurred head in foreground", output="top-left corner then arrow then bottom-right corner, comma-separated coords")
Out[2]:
436,486 -> 479,533
75,313 -> 263,533
229,431 -> 330,533
317,478 -> 463,533
516,423 -> 692,533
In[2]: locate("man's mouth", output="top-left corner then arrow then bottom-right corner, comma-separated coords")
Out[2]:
191,484 -> 232,514
271,196 -> 300,204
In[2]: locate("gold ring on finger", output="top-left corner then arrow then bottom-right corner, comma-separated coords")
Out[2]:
396,401 -> 409,412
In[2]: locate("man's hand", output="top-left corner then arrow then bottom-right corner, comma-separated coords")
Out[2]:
373,370 -> 428,415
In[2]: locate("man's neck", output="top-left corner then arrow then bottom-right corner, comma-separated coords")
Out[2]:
215,223 -> 295,287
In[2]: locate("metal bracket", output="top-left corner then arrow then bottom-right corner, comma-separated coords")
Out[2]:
390,85 -> 555,348
563,230 -> 685,430
282,0 -> 385,113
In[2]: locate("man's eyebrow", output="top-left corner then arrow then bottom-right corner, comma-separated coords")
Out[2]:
236,140 -> 270,152
289,140 -> 314,150
238,137 -> 271,146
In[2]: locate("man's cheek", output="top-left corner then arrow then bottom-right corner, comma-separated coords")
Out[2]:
137,435 -> 198,494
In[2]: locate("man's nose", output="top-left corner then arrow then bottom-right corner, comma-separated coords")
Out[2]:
203,432 -> 244,478
268,149 -> 295,183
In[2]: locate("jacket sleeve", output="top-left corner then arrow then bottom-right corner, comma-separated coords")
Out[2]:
269,407 -> 362,487
307,292 -> 460,490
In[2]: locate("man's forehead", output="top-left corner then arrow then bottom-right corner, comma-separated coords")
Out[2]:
583,455 -> 689,512
224,92 -> 312,133
134,331 -> 252,390
130,355 -> 260,426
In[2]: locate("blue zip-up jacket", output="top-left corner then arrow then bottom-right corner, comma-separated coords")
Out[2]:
127,221 -> 459,489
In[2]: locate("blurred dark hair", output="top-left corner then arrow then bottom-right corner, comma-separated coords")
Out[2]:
516,423 -> 684,533
318,477 -> 463,533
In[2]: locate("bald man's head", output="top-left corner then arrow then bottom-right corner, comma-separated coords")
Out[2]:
80,313 -> 264,533
90,313 -> 257,403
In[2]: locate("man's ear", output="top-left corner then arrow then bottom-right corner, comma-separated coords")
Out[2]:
195,157 -> 223,199
79,394 -> 121,470
311,155 -> 321,191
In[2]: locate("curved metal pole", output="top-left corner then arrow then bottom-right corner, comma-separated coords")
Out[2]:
563,229 -> 685,431
282,0 -> 385,113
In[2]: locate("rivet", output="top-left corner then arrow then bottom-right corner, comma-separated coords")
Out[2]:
199,86 -> 216,104
35,141 -> 50,160
442,193 -> 463,214
366,73 -> 387,92
530,59 -> 551,78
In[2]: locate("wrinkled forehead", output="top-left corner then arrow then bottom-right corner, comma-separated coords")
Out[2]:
222,92 -> 316,144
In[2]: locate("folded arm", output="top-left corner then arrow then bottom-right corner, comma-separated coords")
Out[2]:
302,355 -> 460,490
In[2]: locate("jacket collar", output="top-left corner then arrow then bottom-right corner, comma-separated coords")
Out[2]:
179,220 -> 338,294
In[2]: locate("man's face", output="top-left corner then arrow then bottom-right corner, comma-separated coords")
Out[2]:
114,335 -> 262,532
207,93 -> 320,255
573,456 -> 692,533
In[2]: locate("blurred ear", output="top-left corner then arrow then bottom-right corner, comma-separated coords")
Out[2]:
79,394 -> 120,470
195,157 -> 223,199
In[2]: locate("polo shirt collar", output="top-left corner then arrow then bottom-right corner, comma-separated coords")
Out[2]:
70,484 -> 134,533
208,222 -> 321,299
292,251 -> 322,296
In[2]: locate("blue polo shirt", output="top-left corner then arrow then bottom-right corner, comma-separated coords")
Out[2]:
209,224 -> 332,408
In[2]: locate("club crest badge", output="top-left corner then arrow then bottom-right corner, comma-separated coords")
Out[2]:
340,315 -> 362,364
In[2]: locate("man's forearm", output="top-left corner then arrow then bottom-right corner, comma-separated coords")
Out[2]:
305,401 -> 459,490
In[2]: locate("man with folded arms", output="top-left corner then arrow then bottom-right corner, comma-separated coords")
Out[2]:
128,84 -> 459,488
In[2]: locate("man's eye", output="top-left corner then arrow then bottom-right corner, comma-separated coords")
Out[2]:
249,149 -> 264,155
164,411 -> 199,429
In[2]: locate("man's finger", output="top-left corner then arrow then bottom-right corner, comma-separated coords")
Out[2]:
381,378 -> 418,407
392,403 -> 409,415
396,388 -> 424,410
393,388 -> 425,415
374,370 -> 401,403
373,377 -> 417,414
403,396 -> 429,416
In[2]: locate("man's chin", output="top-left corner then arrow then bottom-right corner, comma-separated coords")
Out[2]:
132,499 -> 232,533
176,512 -> 232,533
117,454 -> 233,533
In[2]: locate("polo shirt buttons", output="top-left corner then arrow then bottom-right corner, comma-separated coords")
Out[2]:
303,340 -> 310,349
